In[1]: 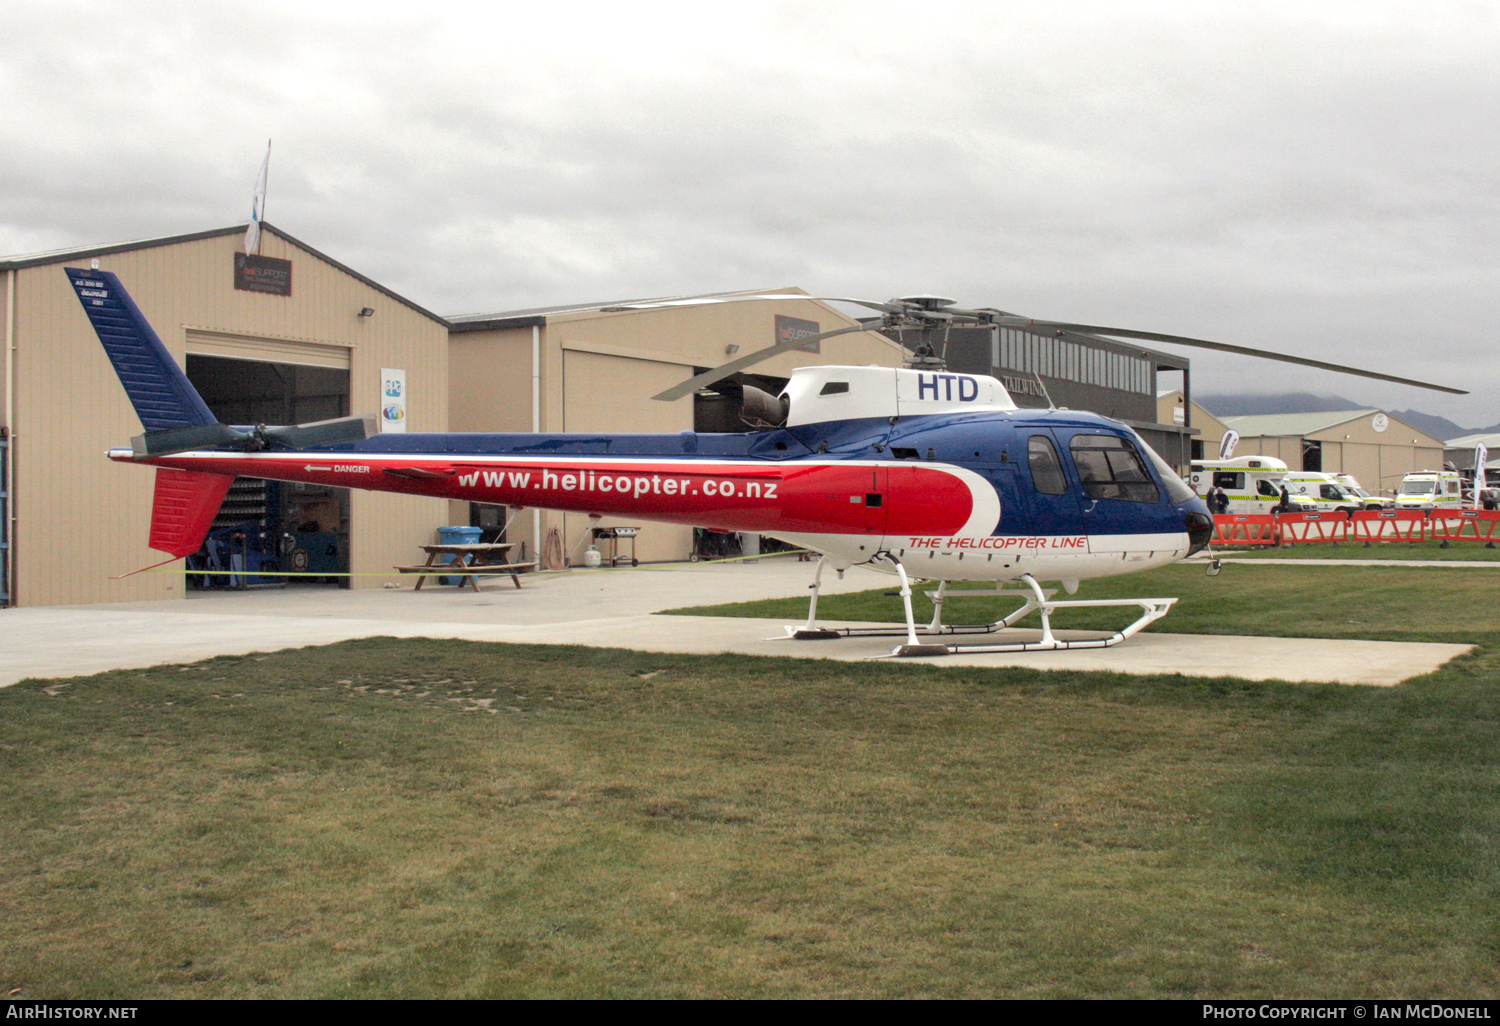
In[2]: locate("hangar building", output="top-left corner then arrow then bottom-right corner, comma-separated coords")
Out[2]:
1216,410 -> 1444,494
447,292 -> 902,567
0,224 -> 450,608
1,221 -> 1219,608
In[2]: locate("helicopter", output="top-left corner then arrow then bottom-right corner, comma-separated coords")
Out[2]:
66,269 -> 1464,657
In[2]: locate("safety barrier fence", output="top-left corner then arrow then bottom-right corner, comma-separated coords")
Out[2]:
1210,514 -> 1280,547
1211,509 -> 1500,547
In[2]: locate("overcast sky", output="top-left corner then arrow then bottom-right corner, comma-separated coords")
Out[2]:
3,1 -> 1497,423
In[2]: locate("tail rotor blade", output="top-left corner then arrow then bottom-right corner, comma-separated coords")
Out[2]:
262,414 -> 378,449
132,423 -> 254,458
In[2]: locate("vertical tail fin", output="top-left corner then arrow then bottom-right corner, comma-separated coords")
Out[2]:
149,468 -> 234,557
65,268 -> 216,431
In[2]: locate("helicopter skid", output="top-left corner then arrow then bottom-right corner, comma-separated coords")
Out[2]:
788,597 -> 1177,656
789,557 -> 1176,657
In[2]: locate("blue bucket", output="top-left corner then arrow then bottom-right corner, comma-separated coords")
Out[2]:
436,525 -> 483,585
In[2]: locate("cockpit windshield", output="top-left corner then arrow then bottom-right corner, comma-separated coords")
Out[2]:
1127,429 -> 1198,505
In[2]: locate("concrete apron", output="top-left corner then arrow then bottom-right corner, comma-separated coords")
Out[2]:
0,559 -> 1471,688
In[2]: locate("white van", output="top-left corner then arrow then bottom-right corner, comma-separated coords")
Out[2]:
1187,457 -> 1298,514
1395,470 -> 1464,510
1281,471 -> 1370,512
1332,473 -> 1389,508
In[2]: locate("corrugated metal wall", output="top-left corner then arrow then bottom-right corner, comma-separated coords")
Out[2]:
9,228 -> 449,607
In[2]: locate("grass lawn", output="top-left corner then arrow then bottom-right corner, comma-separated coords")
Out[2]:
2,601 -> 1500,997
1225,539 -> 1500,561
665,561 -> 1500,643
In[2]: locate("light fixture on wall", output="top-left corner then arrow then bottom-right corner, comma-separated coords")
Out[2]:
725,344 -> 740,355
358,307 -> 375,318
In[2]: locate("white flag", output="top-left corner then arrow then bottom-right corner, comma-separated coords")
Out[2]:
1476,442 -> 1489,509
1219,430 -> 1240,460
244,140 -> 271,255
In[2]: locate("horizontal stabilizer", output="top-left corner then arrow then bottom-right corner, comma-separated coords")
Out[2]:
148,468 -> 235,558
65,268 -> 218,431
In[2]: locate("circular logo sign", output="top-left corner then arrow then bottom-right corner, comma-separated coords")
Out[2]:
1372,413 -> 1389,433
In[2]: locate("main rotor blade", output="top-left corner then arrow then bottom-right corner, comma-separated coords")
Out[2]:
991,318 -> 1468,395
603,294 -> 900,315
651,324 -> 876,401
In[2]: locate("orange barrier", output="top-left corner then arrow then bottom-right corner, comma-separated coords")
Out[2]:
1212,513 -> 1280,546
1349,509 -> 1430,543
1276,510 -> 1351,544
1429,510 -> 1500,542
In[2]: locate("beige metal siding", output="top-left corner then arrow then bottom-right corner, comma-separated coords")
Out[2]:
10,229 -> 448,607
448,327 -> 533,433
560,348 -> 694,563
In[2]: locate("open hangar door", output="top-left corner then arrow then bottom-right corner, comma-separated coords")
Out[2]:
185,352 -> 352,589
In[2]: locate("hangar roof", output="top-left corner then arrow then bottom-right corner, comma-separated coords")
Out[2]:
0,222 -> 448,326
447,287 -> 804,332
1444,432 -> 1500,449
1221,410 -> 1384,437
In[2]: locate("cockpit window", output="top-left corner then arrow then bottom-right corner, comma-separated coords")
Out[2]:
1129,429 -> 1197,504
1028,435 -> 1068,495
1070,433 -> 1161,504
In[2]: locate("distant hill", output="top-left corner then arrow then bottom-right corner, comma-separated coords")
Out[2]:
1197,393 -> 1499,442
1386,409 -> 1469,443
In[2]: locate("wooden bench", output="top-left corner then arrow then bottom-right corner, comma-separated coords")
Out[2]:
395,542 -> 537,591
394,562 -> 537,590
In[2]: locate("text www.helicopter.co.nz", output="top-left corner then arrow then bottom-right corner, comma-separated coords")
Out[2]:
455,468 -> 777,501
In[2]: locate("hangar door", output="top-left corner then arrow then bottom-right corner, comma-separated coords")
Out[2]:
185,332 -> 352,589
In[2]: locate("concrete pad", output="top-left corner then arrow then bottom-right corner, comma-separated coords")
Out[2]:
0,557 -> 1471,688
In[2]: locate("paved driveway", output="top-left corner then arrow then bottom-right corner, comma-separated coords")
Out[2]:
0,557 -> 1470,687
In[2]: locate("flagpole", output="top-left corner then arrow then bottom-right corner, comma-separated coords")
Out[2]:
245,140 -> 271,256
259,139 -> 270,252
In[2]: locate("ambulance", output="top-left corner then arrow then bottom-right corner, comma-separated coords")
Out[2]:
1280,471 -> 1373,512
1394,470 -> 1464,510
1332,473 -> 1389,508
1186,457 -> 1302,514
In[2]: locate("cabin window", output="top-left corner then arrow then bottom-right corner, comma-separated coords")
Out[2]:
1027,435 -> 1068,495
1069,434 -> 1160,504
1213,472 -> 1244,490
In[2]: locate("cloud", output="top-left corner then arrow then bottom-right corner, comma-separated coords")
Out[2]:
2,0 -> 1497,421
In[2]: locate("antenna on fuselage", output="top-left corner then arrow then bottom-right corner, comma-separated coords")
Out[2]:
1033,371 -> 1056,411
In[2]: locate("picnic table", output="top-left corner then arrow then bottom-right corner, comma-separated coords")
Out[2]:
393,542 -> 537,591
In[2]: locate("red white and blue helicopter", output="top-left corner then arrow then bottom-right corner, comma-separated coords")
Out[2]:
67,268 -> 1463,657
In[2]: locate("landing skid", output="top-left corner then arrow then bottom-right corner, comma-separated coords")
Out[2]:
787,555 -> 1177,657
